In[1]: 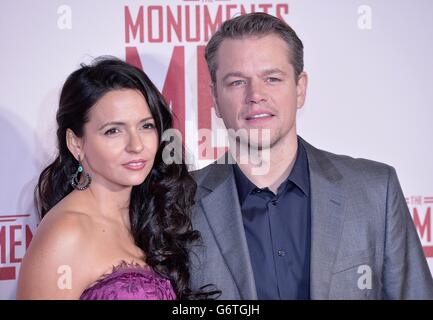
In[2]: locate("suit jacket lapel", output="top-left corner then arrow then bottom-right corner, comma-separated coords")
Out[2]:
300,138 -> 346,299
199,160 -> 257,299
198,139 -> 346,300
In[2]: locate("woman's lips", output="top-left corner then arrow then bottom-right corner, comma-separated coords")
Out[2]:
122,160 -> 146,171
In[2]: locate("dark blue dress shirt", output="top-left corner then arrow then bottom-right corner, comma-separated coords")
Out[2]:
233,139 -> 311,299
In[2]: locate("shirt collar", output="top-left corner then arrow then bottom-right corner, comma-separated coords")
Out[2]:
233,161 -> 258,205
233,136 -> 310,205
287,138 -> 310,197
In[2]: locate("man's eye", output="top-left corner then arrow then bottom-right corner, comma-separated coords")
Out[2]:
104,128 -> 119,135
230,80 -> 246,86
266,77 -> 281,83
142,123 -> 155,129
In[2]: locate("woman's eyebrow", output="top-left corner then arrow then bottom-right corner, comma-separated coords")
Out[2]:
98,116 -> 153,130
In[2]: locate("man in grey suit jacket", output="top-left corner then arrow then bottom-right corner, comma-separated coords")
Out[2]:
189,13 -> 433,299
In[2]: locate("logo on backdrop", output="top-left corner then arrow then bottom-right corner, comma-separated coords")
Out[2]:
123,0 -> 290,161
407,196 -> 433,258
0,215 -> 34,281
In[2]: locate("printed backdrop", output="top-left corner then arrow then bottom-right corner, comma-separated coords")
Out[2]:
1,0 -> 432,299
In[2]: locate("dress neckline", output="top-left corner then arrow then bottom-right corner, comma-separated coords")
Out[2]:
81,260 -> 154,295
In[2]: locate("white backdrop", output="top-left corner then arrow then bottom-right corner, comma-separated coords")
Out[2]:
1,0 -> 432,299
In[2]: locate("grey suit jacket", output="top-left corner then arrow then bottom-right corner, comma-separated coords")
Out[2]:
189,137 -> 433,299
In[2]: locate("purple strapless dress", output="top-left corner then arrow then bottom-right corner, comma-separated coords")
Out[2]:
79,261 -> 176,300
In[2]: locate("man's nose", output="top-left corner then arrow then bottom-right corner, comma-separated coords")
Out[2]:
245,79 -> 267,104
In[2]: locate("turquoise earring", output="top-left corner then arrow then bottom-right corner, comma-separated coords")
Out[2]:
71,155 -> 91,190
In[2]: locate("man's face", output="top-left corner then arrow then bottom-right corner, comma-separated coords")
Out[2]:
212,33 -> 307,149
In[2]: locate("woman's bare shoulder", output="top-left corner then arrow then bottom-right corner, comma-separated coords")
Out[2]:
16,195 -> 98,299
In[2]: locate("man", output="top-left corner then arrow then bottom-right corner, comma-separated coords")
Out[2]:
189,12 -> 433,299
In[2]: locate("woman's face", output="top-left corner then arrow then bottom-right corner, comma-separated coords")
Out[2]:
77,89 -> 159,191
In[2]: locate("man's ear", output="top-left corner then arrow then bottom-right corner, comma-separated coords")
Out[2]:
66,128 -> 83,160
296,71 -> 308,109
210,83 -> 221,118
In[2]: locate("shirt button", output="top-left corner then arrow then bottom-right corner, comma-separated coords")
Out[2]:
277,250 -> 286,257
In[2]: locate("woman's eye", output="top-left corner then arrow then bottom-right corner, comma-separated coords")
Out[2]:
104,128 -> 119,135
142,123 -> 155,129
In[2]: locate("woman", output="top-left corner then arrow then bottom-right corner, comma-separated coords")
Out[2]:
17,57 -> 215,300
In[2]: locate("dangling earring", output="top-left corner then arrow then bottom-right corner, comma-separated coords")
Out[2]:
71,155 -> 91,190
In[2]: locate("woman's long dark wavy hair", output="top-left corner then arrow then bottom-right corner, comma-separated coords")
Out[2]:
35,57 -> 216,299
